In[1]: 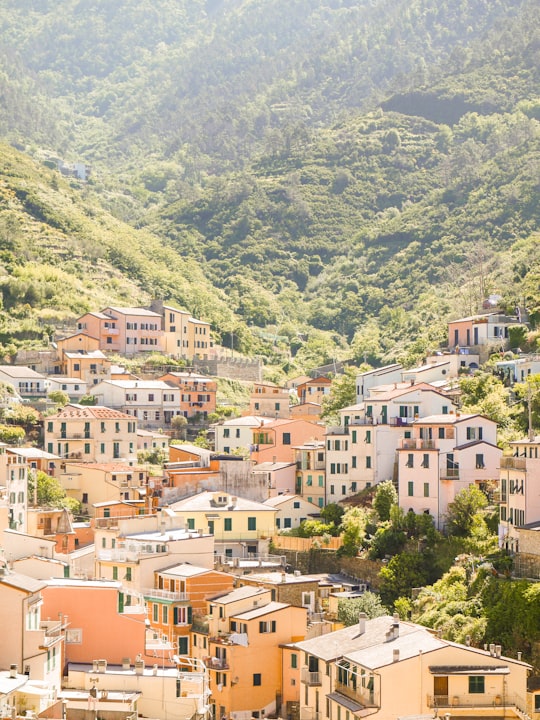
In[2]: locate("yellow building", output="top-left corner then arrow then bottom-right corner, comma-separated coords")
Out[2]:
59,461 -> 148,512
191,585 -> 307,720
170,491 -> 277,559
45,404 -> 138,464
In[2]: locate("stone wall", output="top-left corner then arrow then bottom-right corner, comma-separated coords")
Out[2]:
194,355 -> 262,382
277,548 -> 383,589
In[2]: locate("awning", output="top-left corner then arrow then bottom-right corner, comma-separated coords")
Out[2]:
429,666 -> 509,675
327,692 -> 365,713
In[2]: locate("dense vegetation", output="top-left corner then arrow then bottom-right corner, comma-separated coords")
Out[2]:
0,0 -> 538,370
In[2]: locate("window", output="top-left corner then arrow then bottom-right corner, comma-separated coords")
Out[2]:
187,518 -> 195,530
293,501 -> 300,509
84,443 -> 90,455
248,517 -> 256,531
352,430 -> 357,443
424,483 -> 429,498
469,676 -> 485,694
406,454 -> 414,468
223,428 -> 230,438
224,518 -> 232,531
421,454 -> 429,468
408,481 -> 414,497
253,674 -> 262,686
284,518 -> 292,528
366,456 -> 371,469
125,567 -> 132,581
291,653 -> 298,669
259,620 -> 276,633
112,566 -> 118,580
282,432 -> 291,445
178,636 -> 188,655
476,454 -> 485,469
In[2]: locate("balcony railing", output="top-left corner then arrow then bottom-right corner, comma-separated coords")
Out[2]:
143,588 -> 189,602
41,620 -> 63,647
500,457 -> 527,470
428,693 -> 523,709
301,669 -> 322,686
335,681 -> 378,708
206,656 -> 229,670
441,468 -> 460,479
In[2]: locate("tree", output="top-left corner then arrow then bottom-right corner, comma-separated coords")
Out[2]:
48,390 -> 70,407
171,414 -> 188,439
379,551 -> 430,609
446,486 -> 488,537
28,470 -> 71,508
337,592 -> 386,625
321,367 -> 359,424
373,480 -> 398,522
320,502 -> 345,534
337,506 -> 369,557
0,423 -> 25,444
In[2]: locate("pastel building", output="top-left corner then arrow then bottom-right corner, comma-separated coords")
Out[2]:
59,461 -> 149,511
249,382 -> 291,419
0,365 -> 46,397
77,306 -> 164,354
0,446 -> 30,532
289,614 -> 530,720
91,379 -> 181,428
397,413 -> 500,529
190,585 -> 307,720
159,371 -> 217,420
263,494 -> 320,531
499,435 -> 540,552
293,441 -> 326,509
447,311 -> 521,362
45,404 -> 138,464
170,491 -> 277,559
150,300 -> 213,359
251,461 -> 297,497
251,419 -> 325,465
214,416 -> 273,455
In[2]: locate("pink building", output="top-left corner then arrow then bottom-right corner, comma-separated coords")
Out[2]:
397,412 -> 501,528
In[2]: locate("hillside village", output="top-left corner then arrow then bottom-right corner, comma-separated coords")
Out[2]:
0,298 -> 539,720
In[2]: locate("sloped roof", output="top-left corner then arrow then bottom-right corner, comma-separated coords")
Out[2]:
170,491 -> 276,513
51,404 -> 133,420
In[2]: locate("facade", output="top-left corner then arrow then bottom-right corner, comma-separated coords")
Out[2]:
499,435 -> 540,551
77,306 -> 164,354
295,377 -> 332,406
251,461 -> 297,498
249,382 -> 291,419
170,491 -> 277,558
0,446 -> 30,532
397,413 -> 500,529
355,364 -> 403,403
288,614 -> 530,720
44,404 -> 138,464
145,564 -> 234,657
0,366 -> 46,397
263,494 -> 320,530
46,375 -> 88,399
294,441 -> 326,508
495,355 -> 540,385
159,371 -> 217,420
190,585 -> 307,720
91,379 -> 181,428
0,569 -> 64,690
214,416 -> 272,455
150,300 -> 213,359
59,462 -> 149,511
447,311 -> 522,361
251,419 -> 325,465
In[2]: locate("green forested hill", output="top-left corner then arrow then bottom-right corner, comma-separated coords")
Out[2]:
0,0 -> 538,368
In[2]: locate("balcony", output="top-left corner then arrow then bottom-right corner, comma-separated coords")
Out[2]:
428,693 -> 523,709
441,468 -> 460,480
500,457 -> 527,470
205,656 -> 229,670
335,682 -> 378,708
41,620 -> 63,647
59,432 -> 91,440
301,669 -> 322,686
143,588 -> 189,602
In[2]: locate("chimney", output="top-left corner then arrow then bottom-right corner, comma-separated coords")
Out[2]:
393,649 -> 400,663
9,664 -> 17,679
517,652 -> 522,661
489,643 -> 495,656
465,635 -> 471,646
122,658 -> 131,671
495,645 -> 502,658
358,612 -> 367,635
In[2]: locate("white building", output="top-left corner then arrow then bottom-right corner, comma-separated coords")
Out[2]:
91,379 -> 181,428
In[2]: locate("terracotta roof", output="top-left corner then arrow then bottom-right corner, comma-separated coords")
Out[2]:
52,404 -> 133,420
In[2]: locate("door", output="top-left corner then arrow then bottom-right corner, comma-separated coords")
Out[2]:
434,676 -> 448,704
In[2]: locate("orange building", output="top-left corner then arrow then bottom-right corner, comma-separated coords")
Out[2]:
145,564 -> 234,657
159,371 -> 217,420
248,382 -> 291,419
295,376 -> 332,405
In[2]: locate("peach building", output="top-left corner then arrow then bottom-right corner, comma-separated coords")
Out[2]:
0,569 -> 64,690
447,311 -> 520,362
45,404 -> 138,464
295,376 -> 332,405
288,614 -> 530,720
190,585 -> 307,720
251,419 -> 325,465
293,440 -> 326,508
77,306 -> 164,354
159,371 -> 217,420
249,382 -> 291,419
58,461 -> 149,512
150,300 -> 214,360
